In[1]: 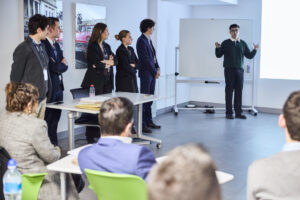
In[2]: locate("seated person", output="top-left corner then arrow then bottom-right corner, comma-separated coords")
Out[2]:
147,144 -> 221,200
0,82 -> 79,200
78,97 -> 156,180
247,91 -> 300,200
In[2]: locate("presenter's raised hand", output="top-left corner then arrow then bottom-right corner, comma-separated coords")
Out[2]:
215,42 -> 221,48
253,43 -> 259,49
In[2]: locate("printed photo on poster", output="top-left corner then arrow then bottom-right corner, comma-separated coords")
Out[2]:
24,0 -> 63,47
75,3 -> 106,69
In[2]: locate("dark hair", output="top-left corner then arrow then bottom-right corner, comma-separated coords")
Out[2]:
88,23 -> 107,47
5,82 -> 39,112
229,24 -> 240,30
48,17 -> 59,29
98,97 -> 134,135
115,30 -> 130,41
140,19 -> 155,33
148,144 -> 221,200
283,91 -> 300,141
28,14 -> 49,35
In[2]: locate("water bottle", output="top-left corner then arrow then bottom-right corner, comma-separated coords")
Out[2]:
89,84 -> 95,97
3,159 -> 22,200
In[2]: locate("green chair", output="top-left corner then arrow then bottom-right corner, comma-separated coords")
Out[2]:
85,169 -> 147,200
22,173 -> 47,200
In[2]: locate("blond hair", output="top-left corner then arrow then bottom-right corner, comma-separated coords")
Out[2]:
147,144 -> 221,200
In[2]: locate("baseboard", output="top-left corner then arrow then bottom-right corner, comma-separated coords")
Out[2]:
156,102 -> 186,115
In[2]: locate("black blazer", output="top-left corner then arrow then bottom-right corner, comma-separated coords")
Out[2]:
10,37 -> 51,101
81,41 -> 117,94
115,44 -> 139,93
43,39 -> 68,102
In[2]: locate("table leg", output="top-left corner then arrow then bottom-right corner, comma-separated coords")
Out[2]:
135,104 -> 162,146
67,111 -> 79,150
60,172 -> 66,200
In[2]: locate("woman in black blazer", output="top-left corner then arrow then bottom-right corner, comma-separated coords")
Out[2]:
81,23 -> 117,143
81,23 -> 117,95
115,30 -> 139,93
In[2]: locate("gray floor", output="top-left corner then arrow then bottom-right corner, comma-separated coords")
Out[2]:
59,110 -> 284,200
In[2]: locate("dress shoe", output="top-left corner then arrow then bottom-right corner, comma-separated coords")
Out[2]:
226,114 -> 234,119
147,122 -> 161,129
142,126 -> 152,133
235,114 -> 247,119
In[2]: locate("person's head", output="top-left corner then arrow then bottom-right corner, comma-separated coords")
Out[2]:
148,144 -> 221,200
229,24 -> 239,39
28,14 -> 49,40
5,82 -> 39,115
140,19 -> 155,35
98,97 -> 134,137
115,30 -> 132,46
279,91 -> 300,142
88,23 -> 108,46
47,17 -> 61,39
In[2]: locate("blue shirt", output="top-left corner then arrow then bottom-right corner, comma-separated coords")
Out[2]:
282,142 -> 300,152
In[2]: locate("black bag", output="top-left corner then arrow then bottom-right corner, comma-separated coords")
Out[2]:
0,147 -> 11,199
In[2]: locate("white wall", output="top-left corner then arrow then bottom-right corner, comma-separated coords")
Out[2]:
58,0 -> 148,132
153,0 -> 192,110
0,0 -> 23,113
191,0 -> 300,109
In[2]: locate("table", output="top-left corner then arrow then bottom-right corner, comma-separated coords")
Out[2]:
47,147 -> 234,200
46,92 -> 162,150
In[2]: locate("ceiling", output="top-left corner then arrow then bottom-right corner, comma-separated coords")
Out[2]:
161,0 -> 238,6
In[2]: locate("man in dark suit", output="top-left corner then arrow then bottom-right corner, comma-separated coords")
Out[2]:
10,14 -> 51,119
78,97 -> 156,180
136,19 -> 161,133
43,17 -> 68,145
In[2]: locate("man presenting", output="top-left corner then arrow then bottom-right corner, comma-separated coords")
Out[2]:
215,24 -> 259,119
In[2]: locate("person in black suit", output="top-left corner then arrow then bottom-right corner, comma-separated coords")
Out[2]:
81,23 -> 117,143
10,14 -> 51,119
81,23 -> 117,94
115,30 -> 139,93
137,19 -> 161,133
43,17 -> 68,145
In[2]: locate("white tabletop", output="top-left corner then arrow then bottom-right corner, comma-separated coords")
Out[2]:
47,155 -> 82,174
52,147 -> 234,184
46,92 -> 159,114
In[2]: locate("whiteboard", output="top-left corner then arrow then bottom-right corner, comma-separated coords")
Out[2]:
179,19 -> 253,79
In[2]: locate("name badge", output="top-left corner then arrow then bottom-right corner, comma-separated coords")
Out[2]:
43,69 -> 48,81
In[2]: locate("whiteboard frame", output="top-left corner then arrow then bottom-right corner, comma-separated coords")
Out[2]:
174,46 -> 257,116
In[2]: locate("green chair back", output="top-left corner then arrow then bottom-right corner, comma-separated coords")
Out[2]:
85,169 -> 148,200
22,173 -> 47,200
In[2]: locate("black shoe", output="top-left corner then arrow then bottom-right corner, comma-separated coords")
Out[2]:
236,114 -> 247,119
147,122 -> 161,129
142,126 -> 152,133
226,114 -> 234,119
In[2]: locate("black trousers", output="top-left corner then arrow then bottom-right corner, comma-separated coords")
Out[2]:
45,91 -> 63,145
224,68 -> 244,116
140,75 -> 156,127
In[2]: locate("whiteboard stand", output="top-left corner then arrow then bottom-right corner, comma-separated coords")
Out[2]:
174,46 -> 258,116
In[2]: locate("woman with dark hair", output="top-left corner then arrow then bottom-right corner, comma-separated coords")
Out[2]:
81,23 -> 117,143
81,23 -> 117,94
115,30 -> 139,93
0,82 -> 79,200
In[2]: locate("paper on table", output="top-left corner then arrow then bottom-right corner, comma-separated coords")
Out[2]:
80,96 -> 110,104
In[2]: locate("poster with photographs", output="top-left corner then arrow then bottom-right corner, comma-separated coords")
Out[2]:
24,0 -> 63,47
75,3 -> 106,69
